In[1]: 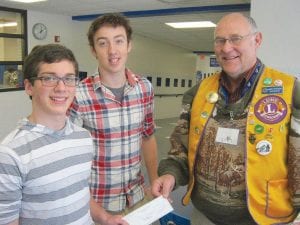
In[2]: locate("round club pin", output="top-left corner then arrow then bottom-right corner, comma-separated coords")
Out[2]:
263,77 -> 272,86
274,79 -> 283,86
248,133 -> 256,144
256,140 -> 272,155
201,111 -> 209,118
254,124 -> 264,134
206,92 -> 219,103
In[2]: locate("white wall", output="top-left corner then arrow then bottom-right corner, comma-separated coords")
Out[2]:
62,18 -> 198,119
0,91 -> 31,139
251,0 -> 300,77
69,20 -> 97,75
0,10 -> 197,139
128,34 -> 196,119
27,11 -> 74,52
3,1 -> 299,139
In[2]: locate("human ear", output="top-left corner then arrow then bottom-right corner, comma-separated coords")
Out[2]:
254,32 -> 263,47
127,41 -> 132,53
90,46 -> 97,58
24,79 -> 33,97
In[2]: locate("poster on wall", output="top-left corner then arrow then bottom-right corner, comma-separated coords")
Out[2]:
146,76 -> 152,83
196,71 -> 203,83
210,57 -> 220,67
165,78 -> 170,87
181,79 -> 185,87
156,77 -> 162,87
174,79 -> 178,87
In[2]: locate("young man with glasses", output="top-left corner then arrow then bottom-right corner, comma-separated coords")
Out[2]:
68,13 -> 157,225
152,13 -> 300,225
0,44 -> 121,225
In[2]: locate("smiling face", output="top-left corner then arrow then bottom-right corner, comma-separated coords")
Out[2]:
91,25 -> 132,77
25,60 -> 76,125
214,13 -> 262,80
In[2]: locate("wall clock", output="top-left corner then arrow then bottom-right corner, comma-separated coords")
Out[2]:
32,23 -> 47,40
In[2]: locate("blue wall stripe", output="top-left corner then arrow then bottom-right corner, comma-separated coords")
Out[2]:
193,51 -> 215,54
72,4 -> 250,21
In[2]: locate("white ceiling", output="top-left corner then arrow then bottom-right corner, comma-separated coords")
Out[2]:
1,0 -> 250,52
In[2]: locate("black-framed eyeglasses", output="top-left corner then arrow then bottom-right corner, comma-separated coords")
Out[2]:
30,74 -> 79,87
214,32 -> 256,47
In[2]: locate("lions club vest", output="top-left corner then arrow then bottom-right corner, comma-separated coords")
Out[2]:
184,67 -> 296,224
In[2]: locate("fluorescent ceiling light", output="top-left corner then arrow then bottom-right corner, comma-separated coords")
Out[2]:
166,21 -> 216,28
8,0 -> 47,3
0,22 -> 18,27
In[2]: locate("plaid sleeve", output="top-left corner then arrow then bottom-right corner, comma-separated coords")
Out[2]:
68,91 -> 84,127
141,78 -> 155,137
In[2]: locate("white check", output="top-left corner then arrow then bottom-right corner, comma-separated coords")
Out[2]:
123,196 -> 174,225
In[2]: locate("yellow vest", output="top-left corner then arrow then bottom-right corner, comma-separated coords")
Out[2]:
184,67 -> 296,224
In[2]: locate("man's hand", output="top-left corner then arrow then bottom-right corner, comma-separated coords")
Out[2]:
151,174 -> 175,199
101,214 -> 129,225
90,197 -> 129,225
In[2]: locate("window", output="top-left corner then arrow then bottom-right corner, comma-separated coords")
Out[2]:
0,7 -> 27,92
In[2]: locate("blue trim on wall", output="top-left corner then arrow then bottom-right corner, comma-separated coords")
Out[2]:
72,4 -> 250,21
193,51 -> 215,54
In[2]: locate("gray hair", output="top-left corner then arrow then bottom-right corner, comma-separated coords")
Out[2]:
243,15 -> 258,33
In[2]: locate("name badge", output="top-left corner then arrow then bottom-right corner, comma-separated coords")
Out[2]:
215,127 -> 239,145
262,86 -> 283,94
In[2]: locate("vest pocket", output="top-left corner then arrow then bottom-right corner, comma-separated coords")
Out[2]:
266,179 -> 294,218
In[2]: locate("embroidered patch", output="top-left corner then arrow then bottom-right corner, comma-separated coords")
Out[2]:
254,95 -> 287,124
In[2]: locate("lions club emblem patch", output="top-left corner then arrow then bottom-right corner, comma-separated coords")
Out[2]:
254,95 -> 287,124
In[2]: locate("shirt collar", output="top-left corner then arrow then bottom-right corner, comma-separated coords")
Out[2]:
19,117 -> 74,137
220,58 -> 259,91
92,68 -> 139,91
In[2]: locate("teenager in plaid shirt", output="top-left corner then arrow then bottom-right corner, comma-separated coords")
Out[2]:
69,13 -> 158,225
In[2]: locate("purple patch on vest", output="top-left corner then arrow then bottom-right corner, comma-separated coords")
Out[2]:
254,95 -> 287,124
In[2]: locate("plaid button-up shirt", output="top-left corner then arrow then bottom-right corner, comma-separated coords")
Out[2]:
219,59 -> 259,104
69,69 -> 155,212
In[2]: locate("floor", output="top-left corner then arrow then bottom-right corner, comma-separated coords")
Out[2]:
146,117 -> 193,225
